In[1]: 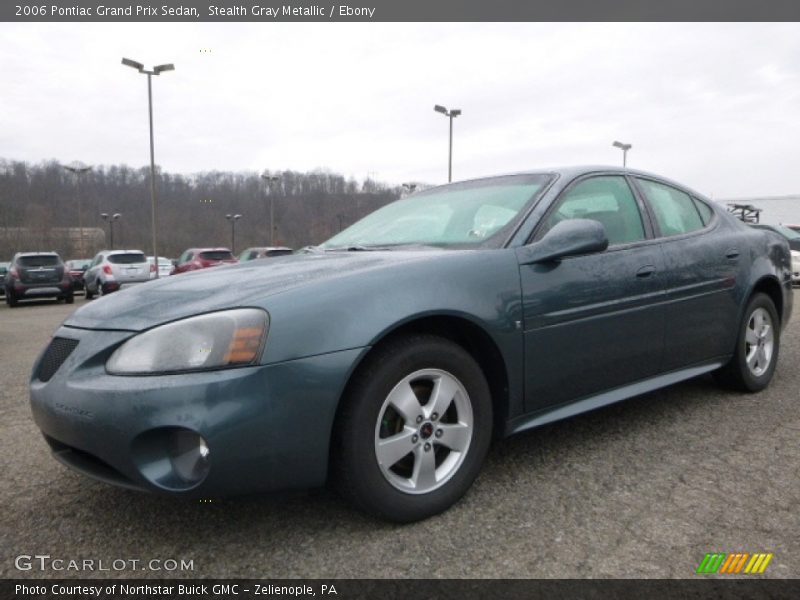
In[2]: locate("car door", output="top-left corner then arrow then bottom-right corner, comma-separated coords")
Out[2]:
519,174 -> 666,412
84,254 -> 102,291
633,177 -> 740,369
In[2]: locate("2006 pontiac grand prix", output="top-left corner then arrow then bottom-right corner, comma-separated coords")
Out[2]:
30,166 -> 793,522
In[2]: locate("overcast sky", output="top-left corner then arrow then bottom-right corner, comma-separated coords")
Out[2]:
2,22 -> 800,198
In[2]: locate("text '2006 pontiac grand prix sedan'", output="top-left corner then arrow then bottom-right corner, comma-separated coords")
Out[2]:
30,166 -> 793,522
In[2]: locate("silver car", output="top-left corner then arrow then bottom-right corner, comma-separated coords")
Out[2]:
84,250 -> 151,298
147,256 -> 173,279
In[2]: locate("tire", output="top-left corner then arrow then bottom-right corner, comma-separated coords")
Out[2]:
6,290 -> 17,307
714,293 -> 780,392
332,334 -> 493,522
64,294 -> 74,305
85,286 -> 94,300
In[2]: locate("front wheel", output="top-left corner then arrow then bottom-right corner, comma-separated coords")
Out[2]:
333,334 -> 493,522
714,293 -> 780,392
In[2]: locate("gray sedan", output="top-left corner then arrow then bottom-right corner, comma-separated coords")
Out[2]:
29,166 -> 793,522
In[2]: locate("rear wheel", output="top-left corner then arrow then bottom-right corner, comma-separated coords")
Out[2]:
714,293 -> 780,392
85,283 -> 94,300
333,334 -> 493,522
64,293 -> 74,305
6,290 -> 17,307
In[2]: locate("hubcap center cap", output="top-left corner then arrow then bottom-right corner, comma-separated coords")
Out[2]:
420,422 -> 434,439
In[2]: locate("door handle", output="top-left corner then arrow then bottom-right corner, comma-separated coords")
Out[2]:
636,265 -> 656,278
726,248 -> 740,260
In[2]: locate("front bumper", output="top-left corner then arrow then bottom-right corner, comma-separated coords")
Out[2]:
30,325 -> 364,497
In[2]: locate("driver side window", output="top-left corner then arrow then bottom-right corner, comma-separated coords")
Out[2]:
543,176 -> 645,246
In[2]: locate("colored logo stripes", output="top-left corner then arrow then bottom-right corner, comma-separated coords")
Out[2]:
696,552 -> 773,574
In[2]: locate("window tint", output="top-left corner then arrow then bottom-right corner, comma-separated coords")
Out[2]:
637,179 -> 705,236
199,251 -> 235,261
692,198 -> 714,225
18,255 -> 60,267
543,176 -> 645,246
108,253 -> 147,265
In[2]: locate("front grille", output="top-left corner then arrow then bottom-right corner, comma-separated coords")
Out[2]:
37,337 -> 79,382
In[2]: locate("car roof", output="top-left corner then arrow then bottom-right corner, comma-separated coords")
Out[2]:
15,251 -> 60,257
188,247 -> 233,252
102,249 -> 146,254
438,165 -> 711,201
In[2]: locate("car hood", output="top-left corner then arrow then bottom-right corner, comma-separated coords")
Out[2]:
65,250 -> 444,331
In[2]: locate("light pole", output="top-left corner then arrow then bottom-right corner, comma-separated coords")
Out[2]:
260,173 -> 280,245
612,140 -> 632,167
122,57 -> 174,278
225,214 -> 242,254
100,213 -> 121,249
62,161 -> 92,256
434,105 -> 461,182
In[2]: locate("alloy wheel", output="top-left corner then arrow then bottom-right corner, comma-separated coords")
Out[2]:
374,368 -> 473,495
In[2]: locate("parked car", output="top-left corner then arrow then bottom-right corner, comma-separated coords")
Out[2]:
0,262 -> 8,296
147,256 -> 173,279
4,252 -> 73,307
64,259 -> 92,293
750,223 -> 800,251
83,250 -> 151,299
238,247 -> 293,261
792,251 -> 800,286
171,248 -> 238,274
30,167 -> 793,522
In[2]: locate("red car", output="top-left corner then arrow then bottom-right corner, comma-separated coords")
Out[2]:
171,248 -> 238,274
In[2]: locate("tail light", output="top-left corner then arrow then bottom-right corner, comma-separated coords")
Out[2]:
102,264 -> 113,275
150,263 -> 156,273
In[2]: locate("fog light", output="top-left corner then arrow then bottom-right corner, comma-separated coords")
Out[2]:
169,430 -> 210,484
131,427 -> 211,491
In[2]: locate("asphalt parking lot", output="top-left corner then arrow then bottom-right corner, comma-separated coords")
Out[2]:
1,294 -> 798,579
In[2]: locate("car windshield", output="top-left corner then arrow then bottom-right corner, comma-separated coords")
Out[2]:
18,255 -> 59,267
321,174 -> 551,249
108,253 -> 147,264
199,251 -> 235,261
773,225 -> 800,240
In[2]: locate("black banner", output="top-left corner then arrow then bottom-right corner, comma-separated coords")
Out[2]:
6,579 -> 800,600
5,0 -> 800,22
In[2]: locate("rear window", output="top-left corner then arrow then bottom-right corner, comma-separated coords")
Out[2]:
108,253 -> 147,265
264,249 -> 293,257
18,255 -> 60,267
199,251 -> 235,261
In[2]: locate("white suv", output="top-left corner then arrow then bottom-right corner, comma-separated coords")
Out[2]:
84,250 -> 151,298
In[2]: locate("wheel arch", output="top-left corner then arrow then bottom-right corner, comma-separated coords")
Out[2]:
748,275 -> 784,326
331,312 -> 511,452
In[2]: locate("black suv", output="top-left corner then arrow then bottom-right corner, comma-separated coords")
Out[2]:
3,252 -> 74,307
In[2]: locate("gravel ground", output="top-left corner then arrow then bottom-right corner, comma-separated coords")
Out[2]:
1,294 -> 798,579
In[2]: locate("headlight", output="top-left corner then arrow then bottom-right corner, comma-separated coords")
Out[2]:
107,308 -> 268,375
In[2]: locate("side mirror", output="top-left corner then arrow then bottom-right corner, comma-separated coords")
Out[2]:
519,219 -> 609,265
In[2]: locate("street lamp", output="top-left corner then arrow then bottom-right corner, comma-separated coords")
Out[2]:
122,57 -> 174,277
100,212 -> 121,249
434,104 -> 461,182
225,214 -> 242,254
62,161 -> 92,256
612,140 -> 632,167
260,173 -> 280,245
